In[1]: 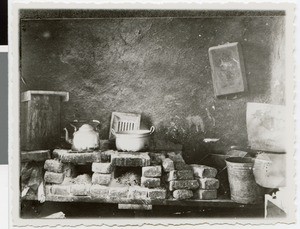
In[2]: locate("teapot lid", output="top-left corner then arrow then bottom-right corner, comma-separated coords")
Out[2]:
79,124 -> 94,131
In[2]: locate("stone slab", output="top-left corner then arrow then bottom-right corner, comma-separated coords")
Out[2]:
53,149 -> 101,164
142,166 -> 162,178
141,177 -> 161,188
92,162 -> 114,174
198,178 -> 220,190
92,173 -> 112,185
21,150 -> 51,162
44,171 -> 64,184
167,170 -> 194,181
162,158 -> 175,172
190,164 -> 218,178
194,189 -> 217,200
148,188 -> 167,200
44,159 -> 64,173
169,180 -> 199,191
111,151 -> 150,167
173,189 -> 193,200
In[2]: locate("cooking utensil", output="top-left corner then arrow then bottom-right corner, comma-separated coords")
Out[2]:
111,126 -> 155,152
64,120 -> 100,151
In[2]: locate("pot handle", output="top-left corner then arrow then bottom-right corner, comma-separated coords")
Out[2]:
111,129 -> 116,136
149,126 -> 155,134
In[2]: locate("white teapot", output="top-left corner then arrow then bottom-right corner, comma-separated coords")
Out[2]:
64,120 -> 100,151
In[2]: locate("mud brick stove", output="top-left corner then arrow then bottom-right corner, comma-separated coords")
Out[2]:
30,149 -> 221,210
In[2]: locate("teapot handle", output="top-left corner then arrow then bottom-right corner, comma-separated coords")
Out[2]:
149,126 -> 155,134
70,123 -> 77,132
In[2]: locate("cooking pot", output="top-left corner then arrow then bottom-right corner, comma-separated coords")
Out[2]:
111,126 -> 155,152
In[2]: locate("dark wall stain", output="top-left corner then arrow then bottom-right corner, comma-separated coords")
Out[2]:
20,15 -> 285,163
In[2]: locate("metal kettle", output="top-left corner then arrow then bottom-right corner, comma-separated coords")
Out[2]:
64,120 -> 100,151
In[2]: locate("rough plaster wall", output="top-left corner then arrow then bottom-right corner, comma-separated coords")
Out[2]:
20,16 -> 285,163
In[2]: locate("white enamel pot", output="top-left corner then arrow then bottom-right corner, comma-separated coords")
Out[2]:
111,126 -> 155,152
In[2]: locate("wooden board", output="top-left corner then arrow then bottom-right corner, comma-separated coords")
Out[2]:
247,103 -> 285,152
109,112 -> 141,139
21,91 -> 68,150
208,42 -> 247,97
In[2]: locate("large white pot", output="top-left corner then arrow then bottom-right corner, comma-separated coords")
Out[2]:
111,126 -> 155,152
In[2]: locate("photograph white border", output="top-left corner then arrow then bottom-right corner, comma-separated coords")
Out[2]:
9,0 -> 296,227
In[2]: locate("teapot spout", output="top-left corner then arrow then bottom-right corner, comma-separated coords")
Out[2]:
63,128 -> 72,144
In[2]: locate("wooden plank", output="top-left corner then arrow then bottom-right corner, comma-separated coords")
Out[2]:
21,94 -> 62,150
208,42 -> 247,97
24,193 -> 263,209
21,90 -> 69,102
247,103 -> 285,152
21,150 -> 51,162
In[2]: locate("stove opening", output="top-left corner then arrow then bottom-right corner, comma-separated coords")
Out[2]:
112,166 -> 142,187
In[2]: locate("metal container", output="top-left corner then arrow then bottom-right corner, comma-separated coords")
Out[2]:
111,126 -> 155,152
225,157 -> 264,204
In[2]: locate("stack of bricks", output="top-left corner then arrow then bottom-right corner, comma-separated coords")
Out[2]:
44,159 -> 65,184
191,164 -> 219,200
140,165 -> 167,200
162,152 -> 199,200
91,162 -> 115,186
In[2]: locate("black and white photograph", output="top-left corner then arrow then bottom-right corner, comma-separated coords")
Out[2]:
9,0 -> 296,227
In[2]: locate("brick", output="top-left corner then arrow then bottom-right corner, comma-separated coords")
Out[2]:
167,170 -> 194,181
198,178 -> 219,190
45,185 -> 52,196
44,171 -> 64,184
109,187 -> 129,200
149,152 -> 166,165
142,166 -> 162,178
44,159 -> 64,173
169,180 -> 199,191
53,149 -> 101,164
92,173 -> 112,185
90,185 -> 110,198
167,151 -> 185,162
52,185 -> 71,196
173,189 -> 193,200
162,158 -> 175,172
118,204 -> 152,210
190,164 -> 218,178
128,186 -> 149,200
92,162 -> 114,174
148,188 -> 167,200
174,161 -> 192,171
71,184 -> 91,196
141,177 -> 161,188
21,150 -> 51,162
111,152 -> 150,167
194,189 -> 217,200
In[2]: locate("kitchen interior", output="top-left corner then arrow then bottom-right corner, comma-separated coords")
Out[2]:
20,9 -> 288,218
